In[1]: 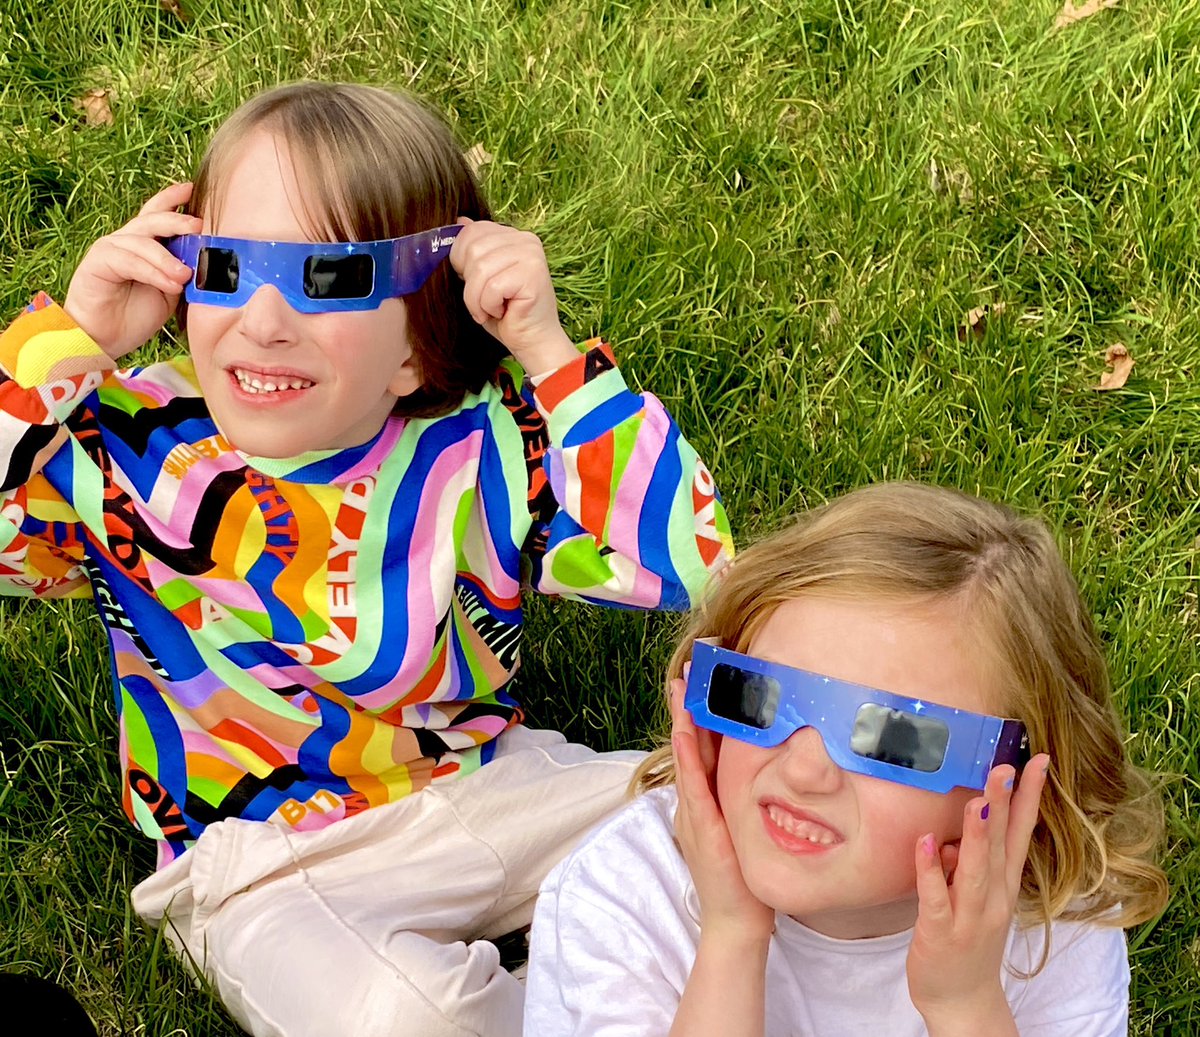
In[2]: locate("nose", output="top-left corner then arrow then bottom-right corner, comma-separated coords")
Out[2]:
775,725 -> 843,793
237,285 -> 300,347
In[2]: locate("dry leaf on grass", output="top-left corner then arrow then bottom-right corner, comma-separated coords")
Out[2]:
1054,0 -> 1118,30
465,143 -> 493,178
958,302 -> 1007,341
929,157 -> 975,204
1095,343 -> 1134,390
160,0 -> 188,18
73,89 -> 113,127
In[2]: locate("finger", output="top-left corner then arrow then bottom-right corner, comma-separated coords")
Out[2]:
982,764 -> 1016,873
136,181 -> 194,216
114,210 -> 203,241
454,224 -> 537,278
105,237 -> 192,295
948,796 -> 993,913
476,264 -> 529,322
913,833 -> 954,930
939,841 -> 961,881
673,728 -> 721,825
694,724 -> 719,784
1004,753 -> 1050,890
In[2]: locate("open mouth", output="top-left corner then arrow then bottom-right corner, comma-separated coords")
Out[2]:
761,802 -> 843,853
229,366 -> 316,396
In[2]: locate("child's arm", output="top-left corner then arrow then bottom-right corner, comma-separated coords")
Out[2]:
0,183 -> 194,597
906,756 -> 1051,1037
452,221 -> 734,610
669,679 -> 775,1037
0,298 -> 108,597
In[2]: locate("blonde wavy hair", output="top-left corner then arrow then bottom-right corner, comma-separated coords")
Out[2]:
636,482 -> 1168,943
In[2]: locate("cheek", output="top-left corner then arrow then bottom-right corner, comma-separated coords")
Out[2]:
859,783 -> 971,854
184,306 -> 229,361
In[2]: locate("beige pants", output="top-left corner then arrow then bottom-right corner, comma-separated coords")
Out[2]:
131,727 -> 642,1037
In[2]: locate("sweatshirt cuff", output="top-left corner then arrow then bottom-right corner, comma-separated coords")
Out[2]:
531,340 -> 637,443
0,293 -> 114,390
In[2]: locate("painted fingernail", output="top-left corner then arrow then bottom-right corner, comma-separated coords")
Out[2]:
980,803 -> 990,821
1004,778 -> 1014,791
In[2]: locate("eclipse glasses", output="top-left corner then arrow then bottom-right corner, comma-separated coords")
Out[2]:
685,639 -> 1029,794
165,224 -> 462,314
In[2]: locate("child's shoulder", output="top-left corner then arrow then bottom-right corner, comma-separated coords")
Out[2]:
542,785 -> 685,902
1003,911 -> 1130,1014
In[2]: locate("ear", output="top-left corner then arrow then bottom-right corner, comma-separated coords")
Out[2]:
386,351 -> 422,398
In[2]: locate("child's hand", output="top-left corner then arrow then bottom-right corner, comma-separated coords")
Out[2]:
449,219 -> 579,378
670,678 -> 776,946
64,182 -> 201,361
905,754 -> 1051,1035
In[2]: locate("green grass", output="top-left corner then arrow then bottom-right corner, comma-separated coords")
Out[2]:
1,0 -> 1197,1032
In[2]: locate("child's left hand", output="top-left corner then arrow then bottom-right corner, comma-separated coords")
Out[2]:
450,219 -> 579,378
905,754 -> 1051,1035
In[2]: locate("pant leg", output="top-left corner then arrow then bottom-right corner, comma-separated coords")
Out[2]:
131,728 -> 643,1037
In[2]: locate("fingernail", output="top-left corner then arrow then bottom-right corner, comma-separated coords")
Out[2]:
980,803 -> 990,821
1004,778 -> 1014,791
921,834 -> 936,856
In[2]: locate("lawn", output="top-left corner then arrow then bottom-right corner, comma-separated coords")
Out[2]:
0,0 -> 1197,1033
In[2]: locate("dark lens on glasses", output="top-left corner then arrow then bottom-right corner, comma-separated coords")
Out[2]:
850,705 -> 948,772
708,663 -> 781,729
195,248 -> 239,294
303,254 -> 375,299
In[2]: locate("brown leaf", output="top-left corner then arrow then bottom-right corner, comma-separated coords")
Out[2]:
73,89 -> 113,128
1095,343 -> 1134,390
1054,0 -> 1118,30
160,0 -> 189,19
464,143 -> 493,178
958,302 -> 1006,341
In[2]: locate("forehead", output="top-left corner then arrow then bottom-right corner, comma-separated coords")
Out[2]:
201,129 -> 326,243
748,595 -> 1001,715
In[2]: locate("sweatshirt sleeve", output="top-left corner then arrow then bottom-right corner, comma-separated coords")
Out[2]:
0,294 -> 112,597
518,340 -> 733,610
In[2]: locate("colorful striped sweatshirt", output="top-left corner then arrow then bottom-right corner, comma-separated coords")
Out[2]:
0,295 -> 733,866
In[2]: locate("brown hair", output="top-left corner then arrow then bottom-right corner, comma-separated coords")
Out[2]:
638,482 -> 1168,947
183,81 -> 505,417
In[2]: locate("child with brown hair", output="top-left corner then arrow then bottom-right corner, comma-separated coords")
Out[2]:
525,482 -> 1167,1036
0,81 -> 732,1036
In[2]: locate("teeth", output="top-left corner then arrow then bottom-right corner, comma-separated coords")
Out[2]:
767,805 -> 837,845
232,368 -> 314,394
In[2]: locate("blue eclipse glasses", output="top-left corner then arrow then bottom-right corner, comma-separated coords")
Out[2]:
164,224 -> 462,314
685,640 -> 1029,794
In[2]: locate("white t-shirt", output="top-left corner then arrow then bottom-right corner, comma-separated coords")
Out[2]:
524,787 -> 1129,1036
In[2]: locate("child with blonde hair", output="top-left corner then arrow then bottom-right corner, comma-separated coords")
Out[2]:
0,81 -> 732,1036
525,482 -> 1167,1036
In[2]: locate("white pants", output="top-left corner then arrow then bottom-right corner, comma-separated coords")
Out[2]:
131,727 -> 642,1037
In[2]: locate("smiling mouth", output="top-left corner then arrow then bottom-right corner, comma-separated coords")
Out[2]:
230,367 -> 315,395
762,803 -> 842,850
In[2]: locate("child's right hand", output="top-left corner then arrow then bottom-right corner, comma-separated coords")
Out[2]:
64,182 -> 201,361
670,677 -> 776,944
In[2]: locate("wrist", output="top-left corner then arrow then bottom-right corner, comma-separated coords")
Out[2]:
512,330 -> 579,379
917,987 -> 1015,1037
697,920 -> 774,959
